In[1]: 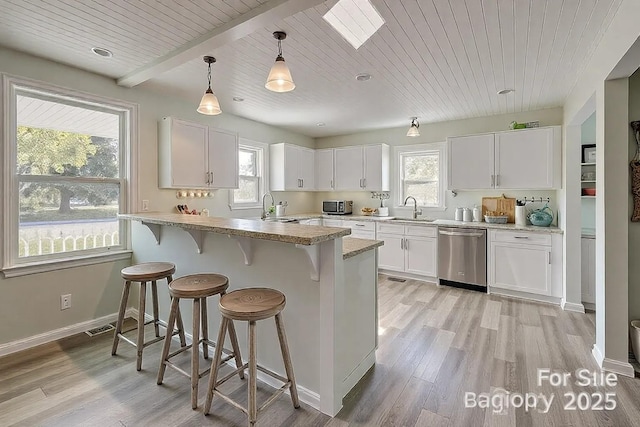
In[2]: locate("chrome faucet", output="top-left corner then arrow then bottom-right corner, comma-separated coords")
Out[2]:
261,193 -> 274,220
403,196 -> 423,219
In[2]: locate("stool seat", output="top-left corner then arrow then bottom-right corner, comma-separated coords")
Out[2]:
121,262 -> 176,281
169,274 -> 229,299
219,288 -> 286,321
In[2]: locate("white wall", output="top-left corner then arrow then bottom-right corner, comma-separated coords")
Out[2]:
628,70 -> 640,323
316,108 -> 563,221
0,46 -> 316,344
581,112 -> 597,229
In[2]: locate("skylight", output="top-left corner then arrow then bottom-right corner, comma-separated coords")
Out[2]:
322,0 -> 385,50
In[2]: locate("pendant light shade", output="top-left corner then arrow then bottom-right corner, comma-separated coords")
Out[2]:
197,56 -> 222,115
265,31 -> 295,93
407,117 -> 420,137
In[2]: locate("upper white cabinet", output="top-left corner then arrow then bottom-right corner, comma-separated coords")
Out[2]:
270,143 -> 315,191
159,117 -> 238,189
335,144 -> 389,191
315,148 -> 335,191
448,126 -> 561,190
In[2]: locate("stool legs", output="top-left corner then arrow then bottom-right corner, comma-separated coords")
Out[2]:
157,296 -> 180,385
275,313 -> 300,408
227,319 -> 245,380
191,298 -> 201,409
136,281 -> 147,371
248,320 -> 257,426
201,299 -> 209,359
151,281 -> 161,338
168,275 -> 187,347
204,317 -> 229,415
111,280 -> 131,356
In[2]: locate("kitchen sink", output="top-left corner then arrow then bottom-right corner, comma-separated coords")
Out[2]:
389,218 -> 435,223
261,217 -> 299,223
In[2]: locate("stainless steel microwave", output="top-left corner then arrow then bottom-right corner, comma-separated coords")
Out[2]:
322,200 -> 353,215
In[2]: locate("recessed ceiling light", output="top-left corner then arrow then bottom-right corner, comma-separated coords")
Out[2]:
497,89 -> 514,95
323,0 -> 385,49
317,122 -> 326,127
355,73 -> 372,81
91,47 -> 113,58
232,97 -> 245,102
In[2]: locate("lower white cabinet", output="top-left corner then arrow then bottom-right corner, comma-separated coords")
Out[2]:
322,218 -> 344,227
488,230 -> 561,298
342,220 -> 376,240
581,237 -> 595,305
376,223 -> 437,277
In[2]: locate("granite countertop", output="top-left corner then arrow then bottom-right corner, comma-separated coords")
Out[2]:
119,213 -> 351,245
342,237 -> 384,259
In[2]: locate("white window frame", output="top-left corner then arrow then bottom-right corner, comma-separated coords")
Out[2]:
394,142 -> 447,211
1,75 -> 137,277
228,138 -> 268,210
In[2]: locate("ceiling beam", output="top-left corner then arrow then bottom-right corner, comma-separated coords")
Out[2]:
117,0 -> 326,87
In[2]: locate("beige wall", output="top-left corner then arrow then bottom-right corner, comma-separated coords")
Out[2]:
316,108 -> 564,220
0,46 -> 315,345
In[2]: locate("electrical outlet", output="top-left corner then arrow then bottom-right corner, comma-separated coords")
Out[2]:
61,294 -> 71,310
142,199 -> 149,211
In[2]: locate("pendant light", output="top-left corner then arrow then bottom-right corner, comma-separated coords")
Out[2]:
406,117 -> 420,137
197,56 -> 222,115
265,31 -> 295,92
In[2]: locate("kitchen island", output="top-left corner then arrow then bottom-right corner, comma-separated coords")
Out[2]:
120,213 -> 382,416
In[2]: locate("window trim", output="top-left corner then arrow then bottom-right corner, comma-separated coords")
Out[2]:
394,142 -> 447,211
228,138 -> 268,210
1,74 -> 139,276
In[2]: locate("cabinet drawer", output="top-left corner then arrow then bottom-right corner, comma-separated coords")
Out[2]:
492,230 -> 551,246
377,223 -> 404,234
345,221 -> 375,231
406,225 -> 437,237
350,230 -> 376,240
323,219 -> 344,227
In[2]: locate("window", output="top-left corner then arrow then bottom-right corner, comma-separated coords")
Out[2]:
230,139 -> 267,209
2,76 -> 136,276
396,143 -> 446,209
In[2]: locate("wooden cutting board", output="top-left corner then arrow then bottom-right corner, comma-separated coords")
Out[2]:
482,195 -> 516,223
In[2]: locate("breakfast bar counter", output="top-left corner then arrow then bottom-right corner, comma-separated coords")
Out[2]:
121,213 -> 380,417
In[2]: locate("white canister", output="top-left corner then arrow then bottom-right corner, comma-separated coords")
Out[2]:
515,206 -> 527,226
463,208 -> 473,222
472,205 -> 482,222
455,207 -> 464,221
275,204 -> 286,217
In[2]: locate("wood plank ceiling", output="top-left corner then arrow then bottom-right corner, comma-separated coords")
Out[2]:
0,0 -> 624,137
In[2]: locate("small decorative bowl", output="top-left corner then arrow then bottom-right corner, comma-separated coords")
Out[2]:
484,215 -> 508,224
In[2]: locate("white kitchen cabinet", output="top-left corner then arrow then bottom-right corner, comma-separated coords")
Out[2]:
270,143 -> 315,191
448,126 -> 561,190
376,223 -> 437,278
488,230 -> 559,298
158,117 -> 238,189
322,218 -> 344,227
448,133 -> 495,189
334,144 -> 389,191
581,237 -> 595,306
315,149 -> 335,191
342,220 -> 376,240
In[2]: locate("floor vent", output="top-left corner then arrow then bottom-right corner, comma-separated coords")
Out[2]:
388,277 -> 406,282
85,324 -> 115,337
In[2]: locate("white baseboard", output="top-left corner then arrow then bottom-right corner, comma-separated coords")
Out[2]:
583,302 -> 595,311
378,270 -> 438,284
488,287 -> 562,305
591,344 -> 635,377
341,349 -> 375,399
0,308 -> 136,358
561,300 -> 586,313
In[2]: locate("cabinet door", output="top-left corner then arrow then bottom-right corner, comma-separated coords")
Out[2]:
363,144 -> 389,191
581,238 -> 595,304
284,144 -> 301,190
335,146 -> 364,191
323,219 -> 344,227
207,128 -> 238,188
405,237 -> 437,277
489,242 -> 551,295
377,233 -> 405,271
495,128 -> 556,189
170,119 -> 208,188
448,134 -> 494,189
315,149 -> 335,191
299,147 -> 316,189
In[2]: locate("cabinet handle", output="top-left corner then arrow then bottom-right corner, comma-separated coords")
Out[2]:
514,236 -> 529,239
330,179 -> 333,189
405,238 -> 408,250
491,175 -> 494,187
363,178 -> 366,188
301,178 -> 304,188
496,174 -> 500,187
210,171 -> 214,184
355,224 -> 365,227
400,238 -> 404,250
205,172 -> 209,184
548,251 -> 551,264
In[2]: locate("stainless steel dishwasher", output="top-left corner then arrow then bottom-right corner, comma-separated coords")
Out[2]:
438,227 -> 487,290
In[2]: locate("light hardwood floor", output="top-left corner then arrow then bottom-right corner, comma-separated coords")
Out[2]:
2,274 -> 640,426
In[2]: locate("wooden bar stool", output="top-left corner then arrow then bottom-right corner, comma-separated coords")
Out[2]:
204,288 -> 300,426
112,262 -> 186,371
157,274 -> 245,410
